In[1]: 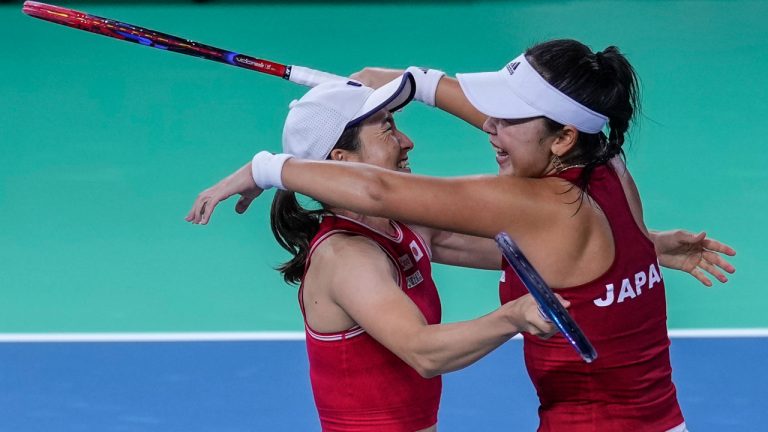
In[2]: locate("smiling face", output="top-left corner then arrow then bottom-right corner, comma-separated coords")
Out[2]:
483,116 -> 562,177
332,109 -> 414,172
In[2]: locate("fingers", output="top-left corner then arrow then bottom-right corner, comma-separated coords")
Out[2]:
701,237 -> 737,256
688,248 -> 736,286
349,67 -> 403,89
555,293 -> 571,308
199,196 -> 222,225
699,259 -> 727,283
686,231 -> 707,244
703,250 -> 736,274
532,294 -> 571,339
689,268 -> 714,287
512,294 -> 570,339
185,191 -> 209,224
235,195 -> 255,214
531,317 -> 559,340
348,70 -> 365,82
184,190 -> 222,225
184,201 -> 198,222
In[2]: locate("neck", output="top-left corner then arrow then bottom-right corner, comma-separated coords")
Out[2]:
331,209 -> 397,237
549,154 -> 585,175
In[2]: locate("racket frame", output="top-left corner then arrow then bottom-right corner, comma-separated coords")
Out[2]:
495,232 -> 598,363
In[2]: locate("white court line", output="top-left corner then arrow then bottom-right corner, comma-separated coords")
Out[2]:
668,328 -> 768,338
0,328 -> 767,343
0,332 -> 306,343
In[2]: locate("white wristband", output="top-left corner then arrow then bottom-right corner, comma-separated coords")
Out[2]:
406,66 -> 446,107
251,151 -> 294,190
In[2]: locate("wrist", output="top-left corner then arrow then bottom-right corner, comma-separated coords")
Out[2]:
406,66 -> 445,107
251,151 -> 294,190
500,301 -> 523,335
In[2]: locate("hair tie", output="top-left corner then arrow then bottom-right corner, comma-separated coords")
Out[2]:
594,51 -> 606,67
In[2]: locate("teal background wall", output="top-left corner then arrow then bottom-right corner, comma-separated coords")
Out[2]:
1,1 -> 765,332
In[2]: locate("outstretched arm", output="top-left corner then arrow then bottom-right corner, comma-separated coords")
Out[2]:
610,157 -> 736,286
318,236 -> 561,378
278,158 -> 568,241
434,76 -> 486,129
185,162 -> 263,224
412,226 -> 501,270
351,67 -> 486,129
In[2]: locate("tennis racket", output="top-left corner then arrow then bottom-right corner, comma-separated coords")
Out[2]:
21,1 -> 345,87
495,232 -> 598,363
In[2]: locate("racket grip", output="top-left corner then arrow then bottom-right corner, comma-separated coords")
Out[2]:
288,66 -> 346,87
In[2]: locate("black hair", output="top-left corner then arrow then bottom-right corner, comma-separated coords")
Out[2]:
269,125 -> 362,285
525,39 -> 640,197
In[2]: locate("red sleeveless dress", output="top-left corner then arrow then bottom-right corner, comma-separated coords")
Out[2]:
300,215 -> 442,431
500,165 -> 685,431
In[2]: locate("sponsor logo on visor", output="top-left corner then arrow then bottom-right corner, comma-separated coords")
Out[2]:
505,61 -> 520,75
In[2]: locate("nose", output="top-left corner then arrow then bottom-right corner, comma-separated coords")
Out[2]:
482,117 -> 497,135
397,130 -> 414,152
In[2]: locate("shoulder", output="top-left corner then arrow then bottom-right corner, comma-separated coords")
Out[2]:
310,233 -> 391,269
308,233 -> 400,299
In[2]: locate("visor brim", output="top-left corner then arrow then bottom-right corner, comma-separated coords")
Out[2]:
457,70 -> 542,120
348,72 -> 415,127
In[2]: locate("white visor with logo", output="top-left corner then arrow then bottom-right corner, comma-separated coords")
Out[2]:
457,54 -> 608,133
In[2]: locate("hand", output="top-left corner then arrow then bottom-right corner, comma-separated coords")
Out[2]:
349,67 -> 404,89
651,230 -> 736,287
506,293 -> 570,339
185,162 -> 263,225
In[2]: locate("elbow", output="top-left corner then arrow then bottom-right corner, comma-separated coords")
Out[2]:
409,354 -> 442,379
417,367 -> 440,380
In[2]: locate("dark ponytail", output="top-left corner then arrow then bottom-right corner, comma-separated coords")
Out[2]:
269,125 -> 362,285
526,40 -> 640,196
270,191 -> 324,285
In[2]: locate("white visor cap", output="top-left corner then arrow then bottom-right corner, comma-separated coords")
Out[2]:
282,72 -> 415,160
457,54 -> 608,133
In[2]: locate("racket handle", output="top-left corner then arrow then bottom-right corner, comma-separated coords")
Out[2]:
287,66 -> 346,87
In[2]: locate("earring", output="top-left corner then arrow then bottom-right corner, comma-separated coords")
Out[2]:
552,154 -> 565,173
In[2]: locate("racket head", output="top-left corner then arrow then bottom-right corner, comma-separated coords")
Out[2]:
495,232 -> 598,363
21,1 -> 289,78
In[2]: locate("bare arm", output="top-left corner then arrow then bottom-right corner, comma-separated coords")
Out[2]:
434,77 -> 487,129
319,236 -> 558,378
350,68 -> 486,129
611,157 -> 736,285
282,159 -> 570,241
414,226 -> 501,270
185,159 -> 590,283
611,157 -> 650,236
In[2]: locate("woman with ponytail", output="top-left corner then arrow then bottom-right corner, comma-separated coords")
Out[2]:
269,125 -> 361,285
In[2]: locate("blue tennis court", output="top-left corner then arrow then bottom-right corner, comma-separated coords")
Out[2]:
2,336 -> 766,431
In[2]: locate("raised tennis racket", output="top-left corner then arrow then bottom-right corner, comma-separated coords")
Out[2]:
495,232 -> 598,363
22,1 -> 345,87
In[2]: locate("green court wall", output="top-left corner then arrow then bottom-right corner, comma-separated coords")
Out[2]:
1,1 -> 765,332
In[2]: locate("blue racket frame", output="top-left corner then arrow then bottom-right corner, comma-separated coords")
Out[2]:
495,232 -> 598,363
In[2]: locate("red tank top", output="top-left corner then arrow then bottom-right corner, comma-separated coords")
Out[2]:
300,214 -> 442,432
499,165 -> 684,431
